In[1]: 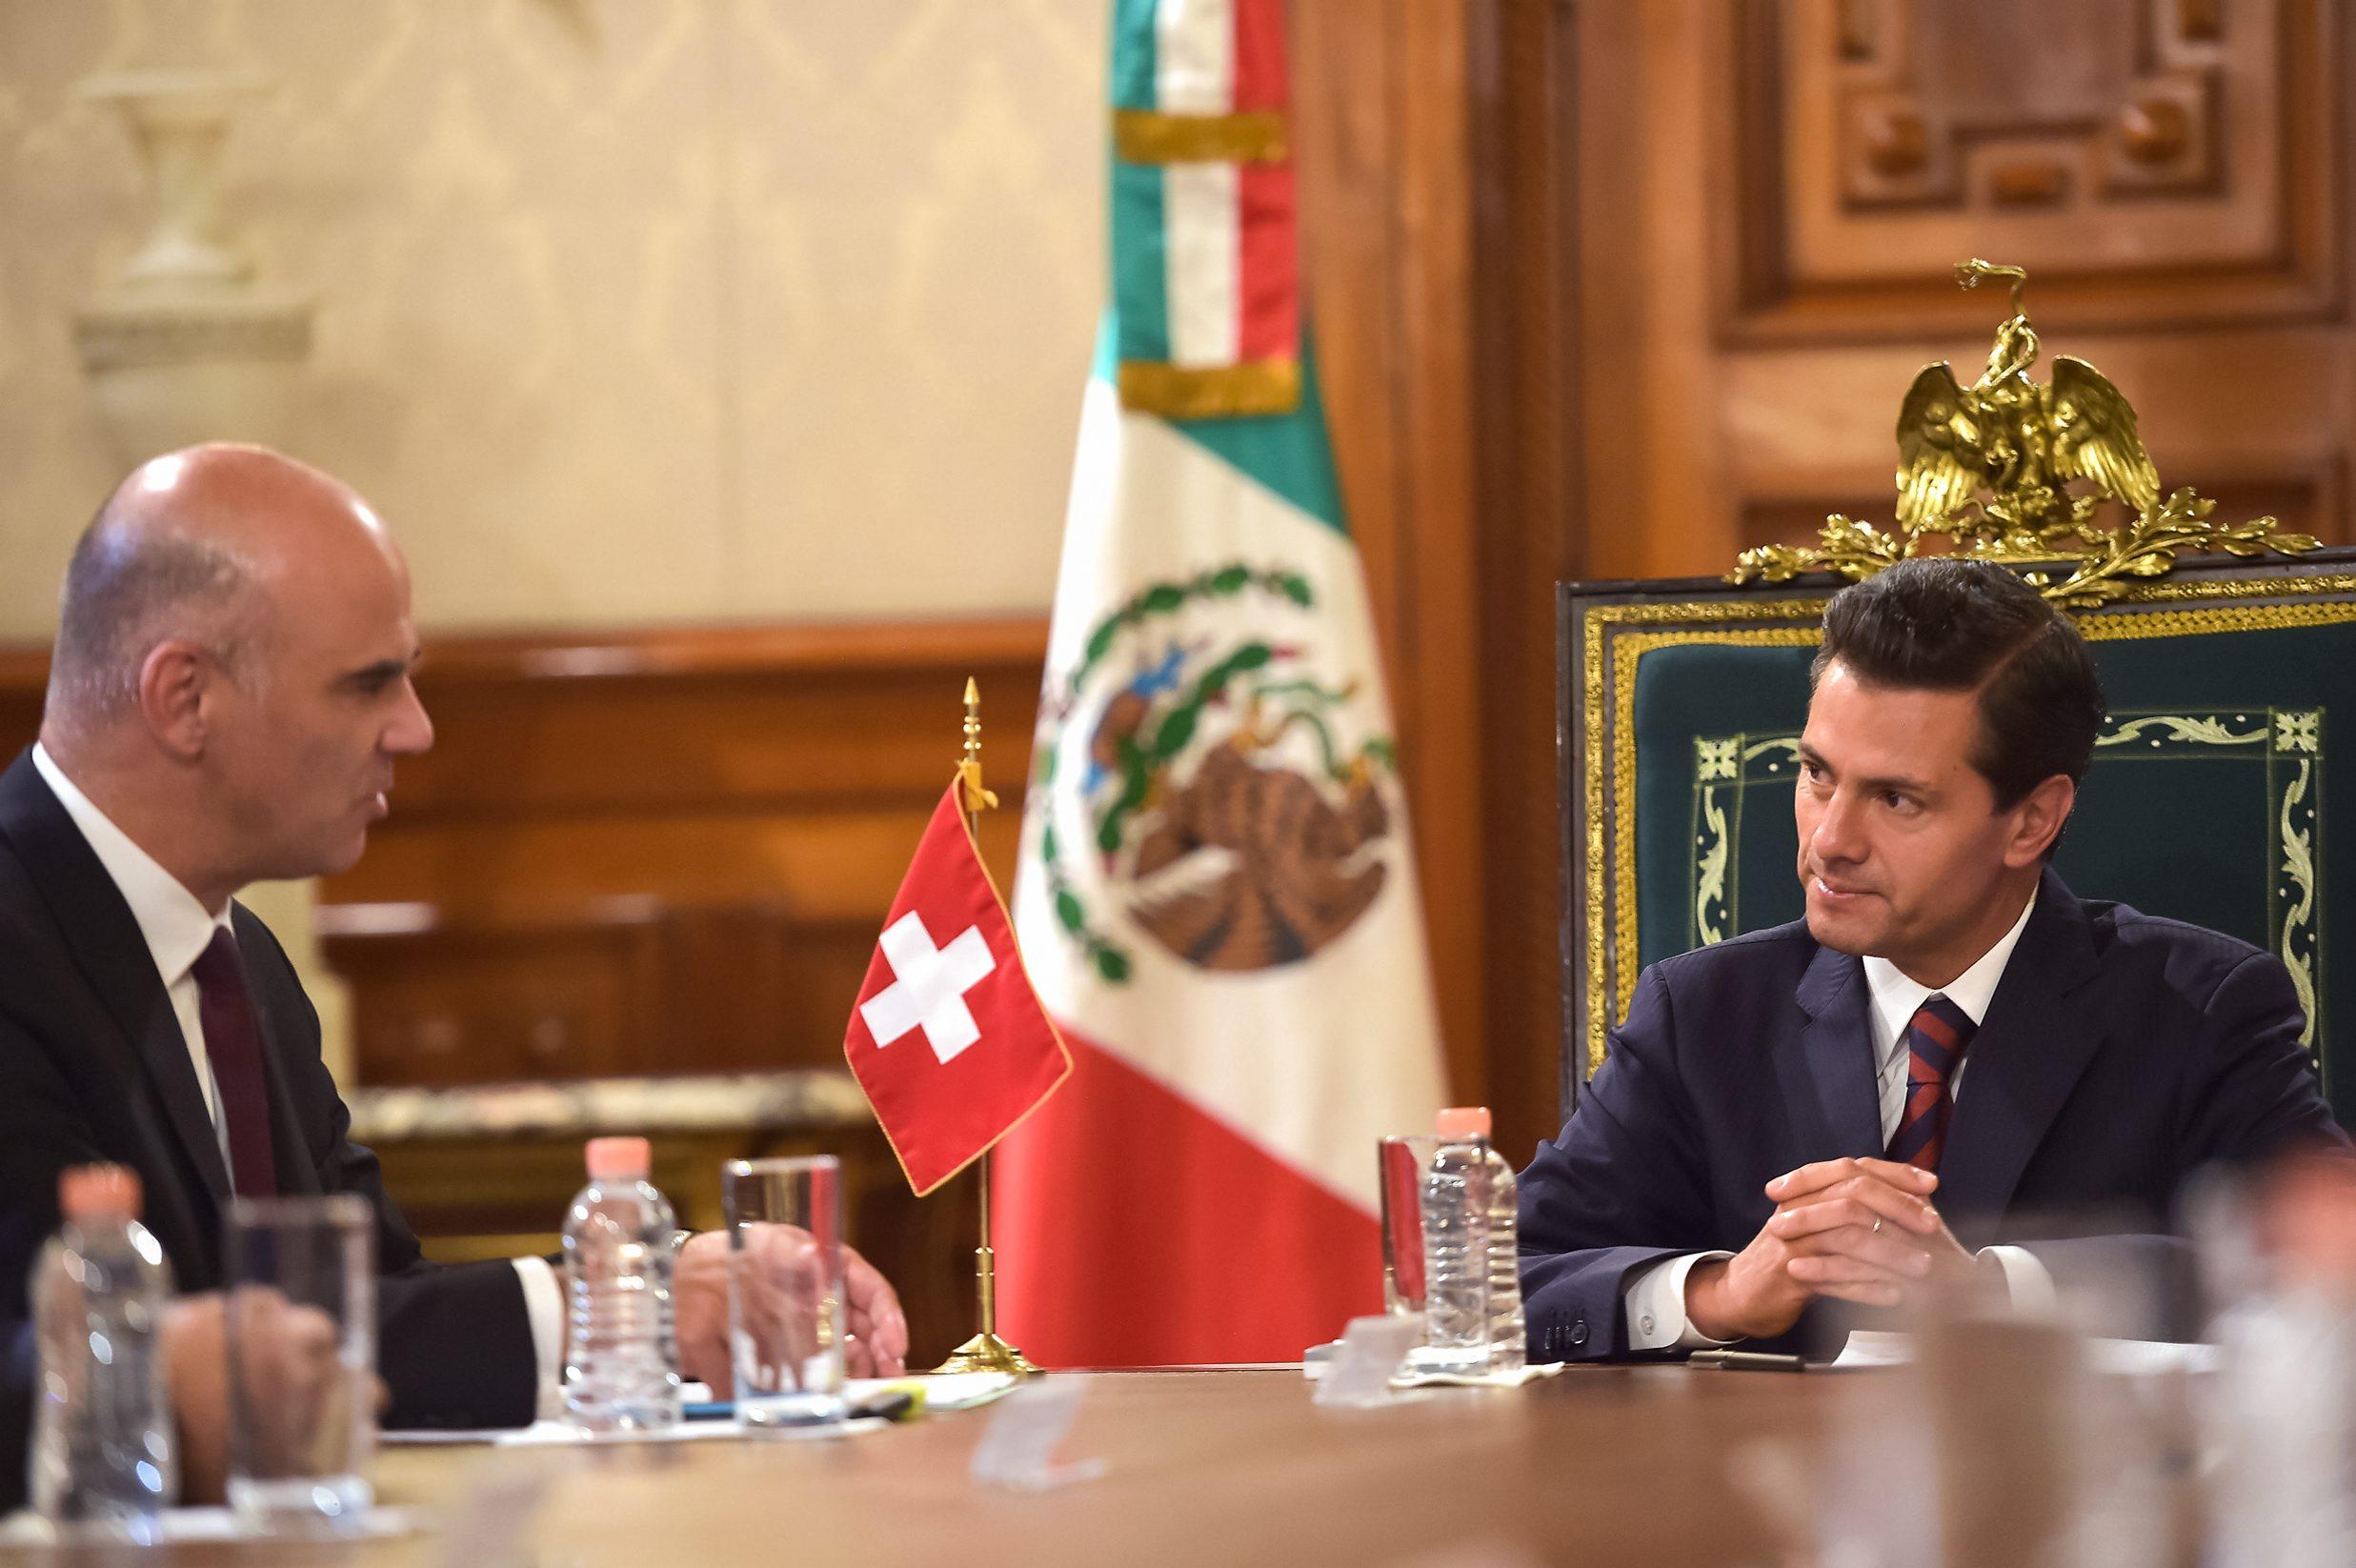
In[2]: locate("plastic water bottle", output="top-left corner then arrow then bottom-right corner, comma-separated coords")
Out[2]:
29,1164 -> 175,1542
1414,1107 -> 1527,1376
561,1136 -> 682,1434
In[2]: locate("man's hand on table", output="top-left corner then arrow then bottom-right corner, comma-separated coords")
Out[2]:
674,1225 -> 910,1394
161,1290 -> 368,1505
1685,1157 -> 1976,1342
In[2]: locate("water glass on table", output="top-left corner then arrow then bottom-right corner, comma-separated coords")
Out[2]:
222,1195 -> 375,1534
1378,1134 -> 1440,1320
721,1156 -> 849,1429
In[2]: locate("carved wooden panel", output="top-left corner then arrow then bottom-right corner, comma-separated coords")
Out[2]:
1723,0 -> 2343,336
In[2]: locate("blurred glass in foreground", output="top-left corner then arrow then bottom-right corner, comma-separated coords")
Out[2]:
224,1195 -> 375,1536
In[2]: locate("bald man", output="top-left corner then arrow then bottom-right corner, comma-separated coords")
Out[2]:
0,447 -> 906,1506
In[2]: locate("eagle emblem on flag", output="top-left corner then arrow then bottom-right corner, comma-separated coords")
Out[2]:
1031,559 -> 1403,982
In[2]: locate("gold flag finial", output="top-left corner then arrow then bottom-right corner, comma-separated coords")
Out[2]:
958,677 -> 999,821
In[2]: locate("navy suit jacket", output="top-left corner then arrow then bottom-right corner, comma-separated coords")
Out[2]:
1519,869 -> 2344,1360
0,751 -> 536,1509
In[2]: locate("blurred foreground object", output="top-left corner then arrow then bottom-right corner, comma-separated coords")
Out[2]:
2207,1155 -> 2356,1568
29,1165 -> 174,1542
222,1196 -> 376,1536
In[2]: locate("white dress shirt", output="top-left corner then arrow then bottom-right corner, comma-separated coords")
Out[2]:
31,744 -> 565,1414
1621,892 -> 2056,1351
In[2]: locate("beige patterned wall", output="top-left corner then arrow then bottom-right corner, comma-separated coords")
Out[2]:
0,0 -> 1103,636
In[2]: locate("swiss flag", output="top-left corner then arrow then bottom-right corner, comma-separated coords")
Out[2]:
845,777 -> 1072,1195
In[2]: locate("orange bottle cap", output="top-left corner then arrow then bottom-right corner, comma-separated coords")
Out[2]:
58,1164 -> 141,1221
585,1136 -> 652,1180
1435,1106 -> 1493,1140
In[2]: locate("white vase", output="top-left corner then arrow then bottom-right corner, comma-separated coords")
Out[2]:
70,72 -> 347,1071
71,69 -> 315,464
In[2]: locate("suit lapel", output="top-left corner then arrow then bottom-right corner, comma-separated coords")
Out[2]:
1935,870 -> 2105,1245
0,750 -> 232,1202
1779,943 -> 1884,1159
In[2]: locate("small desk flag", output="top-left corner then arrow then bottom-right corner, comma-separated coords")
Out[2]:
845,778 -> 1072,1196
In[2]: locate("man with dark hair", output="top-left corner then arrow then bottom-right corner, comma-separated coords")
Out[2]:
1518,557 -> 2342,1360
0,446 -> 910,1507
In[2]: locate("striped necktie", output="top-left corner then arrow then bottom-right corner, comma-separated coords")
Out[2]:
1886,995 -> 1977,1173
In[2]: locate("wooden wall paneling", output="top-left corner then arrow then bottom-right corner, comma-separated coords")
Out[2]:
1294,0 -> 1488,1109
1723,0 -> 2344,340
1467,0 -> 1586,1165
319,621 -> 1049,1078
1386,0 -> 1488,1116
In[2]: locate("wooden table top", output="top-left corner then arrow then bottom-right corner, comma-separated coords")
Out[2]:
18,1361 -> 2165,1567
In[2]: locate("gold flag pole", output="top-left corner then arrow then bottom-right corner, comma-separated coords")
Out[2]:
934,677 -> 1039,1377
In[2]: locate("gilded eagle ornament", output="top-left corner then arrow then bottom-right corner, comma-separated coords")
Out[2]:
1733,260 -> 2319,607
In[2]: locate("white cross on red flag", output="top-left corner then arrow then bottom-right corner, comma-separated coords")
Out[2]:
844,776 -> 1072,1195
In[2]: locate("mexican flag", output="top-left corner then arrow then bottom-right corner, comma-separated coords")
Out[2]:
993,0 -> 1447,1366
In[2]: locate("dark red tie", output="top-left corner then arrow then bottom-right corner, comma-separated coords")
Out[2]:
1886,995 -> 1977,1173
191,929 -> 278,1198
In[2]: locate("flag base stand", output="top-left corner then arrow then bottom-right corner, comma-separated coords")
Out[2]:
932,1148 -> 1039,1377
934,1331 -> 1038,1377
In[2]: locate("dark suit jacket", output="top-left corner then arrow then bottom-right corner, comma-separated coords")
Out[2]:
1519,868 -> 2345,1361
0,750 -> 535,1508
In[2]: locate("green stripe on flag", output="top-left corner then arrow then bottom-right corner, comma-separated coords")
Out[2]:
1110,158 -> 1171,365
1171,331 -> 1347,537
1092,317 -> 1349,538
1110,0 -> 1159,111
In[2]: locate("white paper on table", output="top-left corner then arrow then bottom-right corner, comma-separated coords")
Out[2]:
383,1415 -> 884,1447
1825,1330 -> 2222,1376
1391,1359 -> 1568,1390
382,1371 -> 1014,1446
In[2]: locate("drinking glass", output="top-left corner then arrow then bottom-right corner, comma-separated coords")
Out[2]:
1378,1134 -> 1440,1318
223,1195 -> 374,1534
720,1156 -> 847,1428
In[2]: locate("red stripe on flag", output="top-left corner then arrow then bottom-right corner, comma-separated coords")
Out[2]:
1232,0 -> 1296,364
993,1025 -> 1382,1367
1231,0 -> 1288,111
1236,160 -> 1298,363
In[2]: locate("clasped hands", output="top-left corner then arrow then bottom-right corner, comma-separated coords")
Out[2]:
1685,1157 -> 1982,1343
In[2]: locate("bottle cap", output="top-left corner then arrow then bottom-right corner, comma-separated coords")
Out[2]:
1435,1106 -> 1492,1140
585,1136 -> 651,1180
58,1164 -> 141,1221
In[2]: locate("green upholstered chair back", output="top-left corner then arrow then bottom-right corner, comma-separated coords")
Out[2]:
1558,550 -> 2356,1127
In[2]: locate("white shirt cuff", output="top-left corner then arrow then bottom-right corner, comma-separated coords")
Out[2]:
1623,1251 -> 1737,1351
511,1255 -> 567,1420
1976,1244 -> 2060,1318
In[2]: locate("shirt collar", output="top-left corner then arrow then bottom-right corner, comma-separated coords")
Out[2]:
1862,888 -> 2038,1053
31,743 -> 232,990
